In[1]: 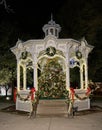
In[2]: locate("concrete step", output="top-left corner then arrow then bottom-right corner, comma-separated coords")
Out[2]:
37,99 -> 67,116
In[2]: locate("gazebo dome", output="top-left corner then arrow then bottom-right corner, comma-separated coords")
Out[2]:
42,15 -> 61,38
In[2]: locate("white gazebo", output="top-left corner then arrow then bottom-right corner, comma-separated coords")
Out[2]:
11,17 -> 94,112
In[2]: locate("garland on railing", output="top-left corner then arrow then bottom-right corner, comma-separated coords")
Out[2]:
70,87 -> 92,101
16,87 -> 36,102
67,87 -> 92,116
67,84 -> 99,116
16,88 -> 39,118
16,93 -> 30,101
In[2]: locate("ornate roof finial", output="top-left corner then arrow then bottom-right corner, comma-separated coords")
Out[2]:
51,13 -> 53,21
42,14 -> 61,38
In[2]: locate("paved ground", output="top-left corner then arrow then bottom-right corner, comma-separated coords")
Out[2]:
0,101 -> 102,130
0,110 -> 102,130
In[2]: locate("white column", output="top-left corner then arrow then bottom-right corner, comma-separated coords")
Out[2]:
23,66 -> 26,90
80,65 -> 83,89
33,53 -> 38,91
85,59 -> 88,89
66,45 -> 70,91
66,62 -> 70,90
17,62 -> 20,91
33,63 -> 38,91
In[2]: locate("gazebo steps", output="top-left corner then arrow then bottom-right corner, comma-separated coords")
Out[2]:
37,99 -> 67,116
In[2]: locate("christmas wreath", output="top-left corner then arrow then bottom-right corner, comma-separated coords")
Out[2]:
76,51 -> 82,59
21,51 -> 28,59
46,46 -> 56,56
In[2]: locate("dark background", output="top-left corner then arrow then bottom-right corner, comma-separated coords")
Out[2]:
0,0 -> 66,39
0,0 -> 102,82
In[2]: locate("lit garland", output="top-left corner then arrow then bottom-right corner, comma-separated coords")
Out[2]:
16,88 -> 37,103
16,88 -> 39,118
16,92 -> 30,101
70,87 -> 91,101
67,87 -> 92,116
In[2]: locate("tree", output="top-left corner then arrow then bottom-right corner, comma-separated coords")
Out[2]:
0,0 -> 13,13
0,20 -> 18,98
38,58 -> 66,98
0,68 -> 12,97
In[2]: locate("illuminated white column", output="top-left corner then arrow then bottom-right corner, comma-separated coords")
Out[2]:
33,53 -> 38,91
17,63 -> 20,91
85,59 -> 88,89
66,45 -> 70,91
34,63 -> 38,91
66,63 -> 70,90
80,65 -> 83,89
23,66 -> 26,90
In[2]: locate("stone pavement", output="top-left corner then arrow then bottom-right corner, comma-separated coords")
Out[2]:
0,102 -> 14,110
0,100 -> 102,130
0,110 -> 102,130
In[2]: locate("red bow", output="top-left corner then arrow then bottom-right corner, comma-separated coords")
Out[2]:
70,88 -> 75,101
86,87 -> 91,96
30,87 -> 36,100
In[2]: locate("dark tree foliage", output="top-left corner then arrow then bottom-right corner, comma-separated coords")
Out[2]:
0,20 -> 18,92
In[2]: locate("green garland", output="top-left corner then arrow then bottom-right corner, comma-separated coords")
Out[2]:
16,92 -> 30,101
16,91 -> 39,104
74,93 -> 89,100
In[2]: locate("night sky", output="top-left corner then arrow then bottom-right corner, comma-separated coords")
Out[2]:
0,0 -> 66,38
0,0 -> 102,40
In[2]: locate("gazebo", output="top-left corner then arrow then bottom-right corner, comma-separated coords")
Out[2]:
11,17 -> 94,113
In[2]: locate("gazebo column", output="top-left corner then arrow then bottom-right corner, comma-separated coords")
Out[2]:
84,59 -> 88,89
17,62 -> 20,91
33,63 -> 38,91
66,45 -> 70,91
80,65 -> 84,89
23,66 -> 26,90
33,53 -> 38,91
66,63 -> 70,90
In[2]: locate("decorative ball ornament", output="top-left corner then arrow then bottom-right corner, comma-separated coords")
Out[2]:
46,46 -> 56,56
21,51 -> 28,59
76,51 -> 82,59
